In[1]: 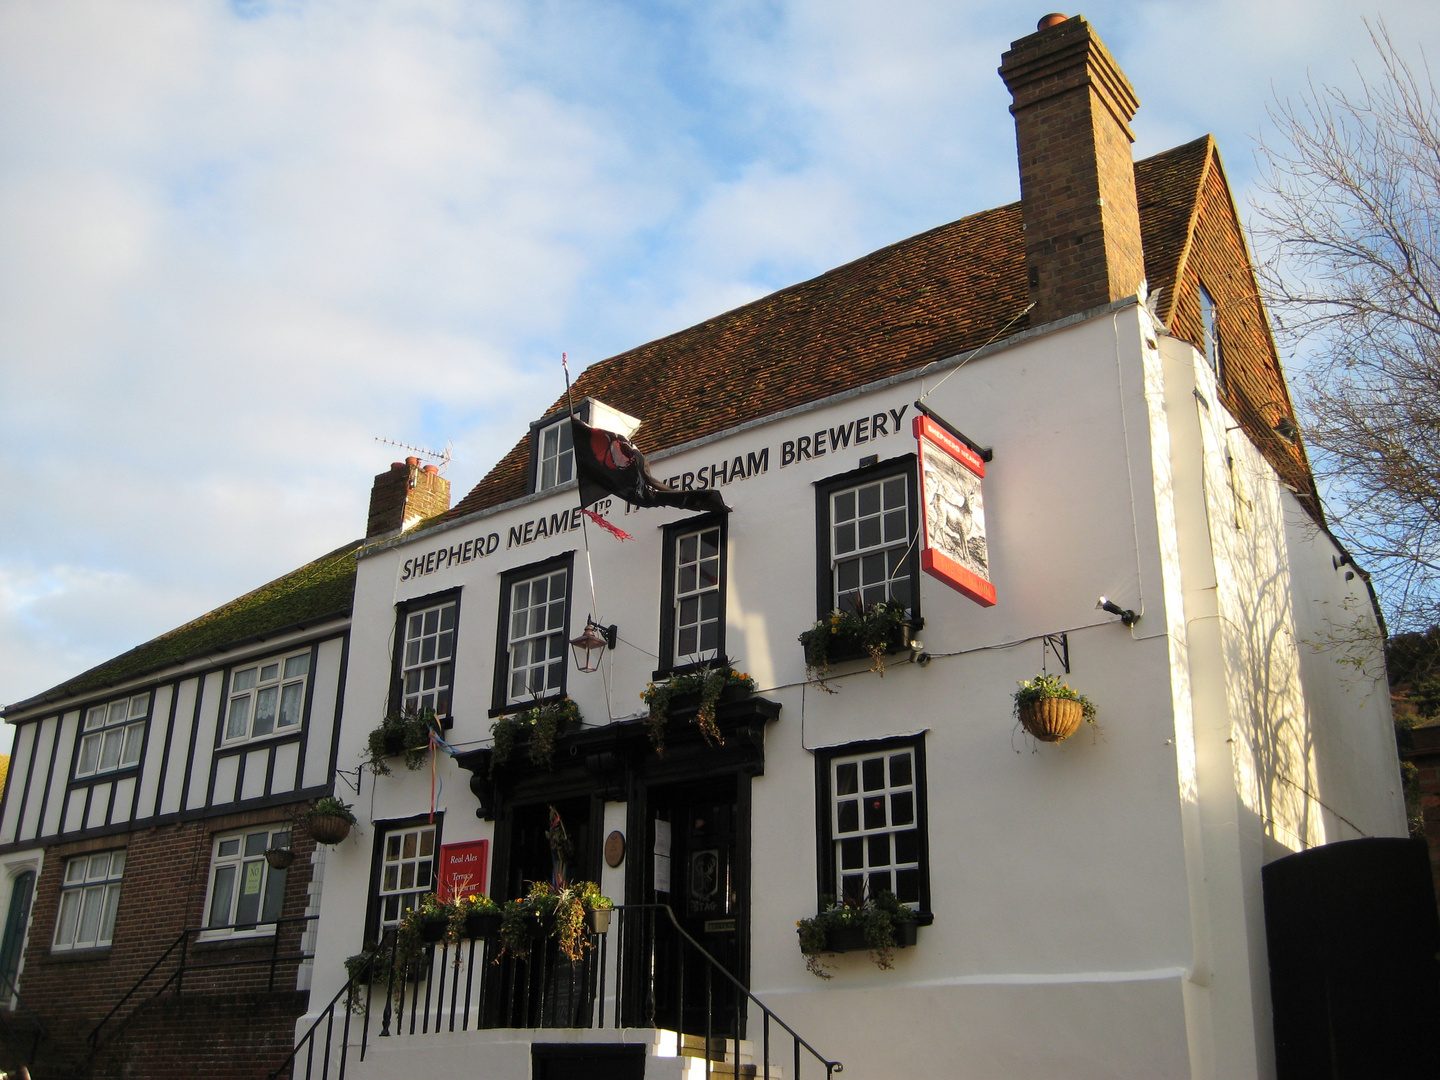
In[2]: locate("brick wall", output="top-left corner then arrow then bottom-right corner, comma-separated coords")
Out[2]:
8,806 -> 321,1077
367,458 -> 451,539
1000,15 -> 1146,325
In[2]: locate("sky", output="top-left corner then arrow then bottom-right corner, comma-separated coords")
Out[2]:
2,0 -> 1438,746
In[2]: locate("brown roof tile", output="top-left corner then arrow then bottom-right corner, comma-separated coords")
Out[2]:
450,138 -> 1235,521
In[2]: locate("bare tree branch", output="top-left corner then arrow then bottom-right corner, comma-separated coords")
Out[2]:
1254,21 -> 1440,631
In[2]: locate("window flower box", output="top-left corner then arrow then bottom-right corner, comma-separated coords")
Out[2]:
641,666 -> 756,753
800,601 -> 920,681
489,697 -> 581,776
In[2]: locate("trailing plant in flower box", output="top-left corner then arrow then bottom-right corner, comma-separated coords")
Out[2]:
365,706 -> 439,775
495,880 -> 613,962
489,697 -> 581,777
796,891 -> 919,979
641,665 -> 755,753
799,600 -> 913,683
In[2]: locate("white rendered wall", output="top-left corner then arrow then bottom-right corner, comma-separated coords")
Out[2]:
306,303 -> 1401,1080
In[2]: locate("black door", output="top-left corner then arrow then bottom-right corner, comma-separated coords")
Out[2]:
646,775 -> 744,1040
0,871 -> 33,996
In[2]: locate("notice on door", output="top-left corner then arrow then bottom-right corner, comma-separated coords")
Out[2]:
653,819 -> 672,893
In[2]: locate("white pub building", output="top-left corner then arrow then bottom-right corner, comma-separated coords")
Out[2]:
297,14 -> 1408,1080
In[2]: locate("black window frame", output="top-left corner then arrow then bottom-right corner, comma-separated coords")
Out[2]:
363,811 -> 444,948
813,454 -> 921,622
491,552 -> 575,717
390,587 -> 462,729
813,733 -> 931,916
656,511 -> 729,677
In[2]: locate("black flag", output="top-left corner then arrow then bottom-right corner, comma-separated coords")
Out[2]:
571,417 -> 729,515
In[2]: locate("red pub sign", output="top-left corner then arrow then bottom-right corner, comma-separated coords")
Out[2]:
913,413 -> 996,607
437,840 -> 489,902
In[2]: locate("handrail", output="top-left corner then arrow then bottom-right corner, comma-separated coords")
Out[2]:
633,904 -> 844,1078
0,966 -> 50,1067
266,955 -> 369,1080
88,914 -> 318,1048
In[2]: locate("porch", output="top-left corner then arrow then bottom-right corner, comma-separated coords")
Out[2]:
272,905 -> 840,1080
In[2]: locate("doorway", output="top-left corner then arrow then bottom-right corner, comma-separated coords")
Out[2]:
642,774 -> 746,1039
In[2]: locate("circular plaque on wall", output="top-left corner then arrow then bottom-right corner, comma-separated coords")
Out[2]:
604,830 -> 626,868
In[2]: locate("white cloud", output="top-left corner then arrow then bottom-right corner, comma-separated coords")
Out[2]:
1,0 -> 1436,711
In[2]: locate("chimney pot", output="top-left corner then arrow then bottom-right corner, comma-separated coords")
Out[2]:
391,462 -> 405,471
406,456 -> 421,467
1037,13 -> 1069,30
423,464 -> 439,475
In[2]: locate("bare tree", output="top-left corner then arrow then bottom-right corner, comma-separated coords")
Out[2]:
1253,23 -> 1440,632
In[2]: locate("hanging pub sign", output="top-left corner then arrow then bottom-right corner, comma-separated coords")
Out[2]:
913,412 -> 996,607
437,840 -> 489,902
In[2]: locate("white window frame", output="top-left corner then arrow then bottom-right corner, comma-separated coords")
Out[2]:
401,601 -> 457,718
52,851 -> 124,952
535,418 -> 575,493
74,694 -> 149,779
377,825 -> 437,930
201,826 -> 291,939
829,474 -> 912,615
223,651 -> 311,745
671,524 -> 723,665
505,568 -> 568,704
829,746 -> 922,909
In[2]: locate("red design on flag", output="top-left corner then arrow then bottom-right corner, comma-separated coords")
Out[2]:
583,508 -> 634,541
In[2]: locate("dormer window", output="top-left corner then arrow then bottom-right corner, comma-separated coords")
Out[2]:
529,398 -> 642,495
1199,283 -> 1224,388
536,419 -> 575,493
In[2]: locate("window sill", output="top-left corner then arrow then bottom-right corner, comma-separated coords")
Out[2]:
194,931 -> 278,950
488,695 -> 565,720
218,728 -> 304,752
652,655 -> 730,681
45,946 -> 112,963
70,765 -> 141,785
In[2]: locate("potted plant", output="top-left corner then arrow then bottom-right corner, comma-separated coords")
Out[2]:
399,893 -> 453,945
489,697 -> 581,777
796,891 -> 920,979
641,665 -> 755,753
306,796 -> 358,845
1013,674 -> 1097,742
495,880 -> 614,961
365,706 -> 439,775
450,893 -> 503,941
799,600 -> 918,683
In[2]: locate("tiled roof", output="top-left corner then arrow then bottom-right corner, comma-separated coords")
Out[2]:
4,541 -> 360,717
450,138 -> 1218,521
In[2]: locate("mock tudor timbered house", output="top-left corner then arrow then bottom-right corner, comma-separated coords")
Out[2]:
0,539 -> 361,1077
292,16 -> 1411,1080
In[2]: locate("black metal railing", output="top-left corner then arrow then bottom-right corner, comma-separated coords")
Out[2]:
0,967 -> 50,1068
89,914 -> 317,1048
275,904 -> 841,1080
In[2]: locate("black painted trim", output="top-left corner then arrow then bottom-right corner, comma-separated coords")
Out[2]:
9,720 -> 40,844
36,715 -> 65,841
390,587 -> 463,728
151,681 -> 181,820
363,811 -> 445,948
291,639 -> 321,795
812,732 -> 931,917
0,784 -> 333,856
812,453 -> 921,623
178,670 -> 207,814
324,631 -> 351,793
656,512 -> 729,676
490,551 -> 575,717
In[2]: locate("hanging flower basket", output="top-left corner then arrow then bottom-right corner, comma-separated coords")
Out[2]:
1013,675 -> 1096,743
264,848 -> 296,870
306,796 -> 358,845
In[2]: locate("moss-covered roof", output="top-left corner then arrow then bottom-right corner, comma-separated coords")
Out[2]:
4,541 -> 360,717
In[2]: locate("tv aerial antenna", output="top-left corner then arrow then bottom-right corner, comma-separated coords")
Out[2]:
374,436 -> 454,473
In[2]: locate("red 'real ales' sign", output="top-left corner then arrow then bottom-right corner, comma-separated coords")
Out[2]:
437,840 -> 489,903
913,414 -> 996,607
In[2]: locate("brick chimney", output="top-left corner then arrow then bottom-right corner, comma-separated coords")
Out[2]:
999,14 -> 1145,324
367,457 -> 451,541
